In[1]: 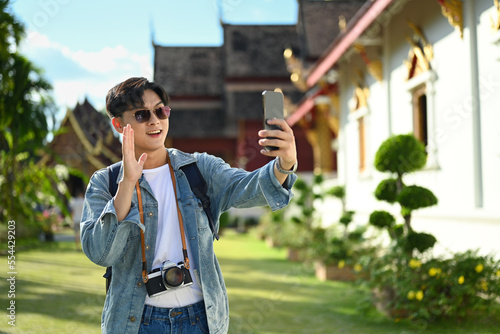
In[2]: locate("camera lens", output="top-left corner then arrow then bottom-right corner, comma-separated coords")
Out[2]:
163,267 -> 184,287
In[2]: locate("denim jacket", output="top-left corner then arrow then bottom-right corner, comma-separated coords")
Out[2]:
81,149 -> 296,334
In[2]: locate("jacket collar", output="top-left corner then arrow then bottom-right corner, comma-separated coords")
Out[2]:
166,148 -> 197,170
113,148 -> 196,188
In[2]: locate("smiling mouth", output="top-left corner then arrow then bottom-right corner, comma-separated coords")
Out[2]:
146,130 -> 162,135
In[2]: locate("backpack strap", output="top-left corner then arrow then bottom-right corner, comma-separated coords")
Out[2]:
104,161 -> 121,294
103,267 -> 112,293
180,163 -> 219,241
107,161 -> 122,197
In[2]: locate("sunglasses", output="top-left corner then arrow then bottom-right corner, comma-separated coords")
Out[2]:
129,106 -> 171,123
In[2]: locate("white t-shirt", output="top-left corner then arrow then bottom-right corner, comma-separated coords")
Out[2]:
142,164 -> 203,308
69,196 -> 84,225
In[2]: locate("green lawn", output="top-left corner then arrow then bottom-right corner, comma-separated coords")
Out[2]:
1,229 -> 499,334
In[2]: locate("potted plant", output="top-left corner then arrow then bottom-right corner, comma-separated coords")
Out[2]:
276,174 -> 329,262
309,185 -> 373,281
258,206 -> 286,248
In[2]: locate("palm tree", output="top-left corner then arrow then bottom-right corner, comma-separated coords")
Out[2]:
0,0 -> 66,239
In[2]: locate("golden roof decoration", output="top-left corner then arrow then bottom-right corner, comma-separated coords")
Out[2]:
491,0 -> 500,31
404,23 -> 434,80
436,0 -> 463,38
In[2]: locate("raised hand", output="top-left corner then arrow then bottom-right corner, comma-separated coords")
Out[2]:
259,119 -> 297,166
258,119 -> 297,184
121,124 -> 147,184
113,124 -> 147,221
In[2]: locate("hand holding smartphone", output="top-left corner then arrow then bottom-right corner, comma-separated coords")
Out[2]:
262,90 -> 284,151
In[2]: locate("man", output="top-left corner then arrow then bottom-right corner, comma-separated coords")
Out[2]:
81,77 -> 297,334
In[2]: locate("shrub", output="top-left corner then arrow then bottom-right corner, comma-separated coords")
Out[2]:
369,210 -> 396,229
374,178 -> 400,203
361,134 -> 500,323
308,185 -> 374,270
368,134 -> 438,255
374,134 -> 427,175
259,174 -> 327,251
365,250 -> 500,323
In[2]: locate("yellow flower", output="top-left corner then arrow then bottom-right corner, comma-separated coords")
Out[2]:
416,290 -> 424,301
480,280 -> 488,291
338,260 -> 345,269
458,275 -> 465,284
409,259 -> 422,269
496,270 -> 500,277
354,263 -> 362,272
429,267 -> 438,277
475,264 -> 484,273
407,291 -> 415,300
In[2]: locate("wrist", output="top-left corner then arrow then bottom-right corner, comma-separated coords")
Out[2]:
275,157 -> 297,174
280,160 -> 295,170
117,178 -> 136,192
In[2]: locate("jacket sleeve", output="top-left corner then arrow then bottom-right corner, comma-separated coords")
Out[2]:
80,169 -> 143,267
195,153 -> 297,215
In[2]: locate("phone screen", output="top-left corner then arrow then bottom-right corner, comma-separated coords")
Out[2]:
262,90 -> 284,151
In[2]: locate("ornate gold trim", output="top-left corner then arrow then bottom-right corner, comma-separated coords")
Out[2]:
67,108 -> 121,163
349,71 -> 370,113
338,15 -> 347,32
353,44 -> 383,82
491,0 -> 500,31
405,23 -> 434,80
437,0 -> 463,38
87,154 -> 106,170
283,47 -> 308,92
68,110 -> 101,157
100,143 -> 121,163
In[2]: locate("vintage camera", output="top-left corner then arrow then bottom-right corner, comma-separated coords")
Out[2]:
145,261 -> 193,297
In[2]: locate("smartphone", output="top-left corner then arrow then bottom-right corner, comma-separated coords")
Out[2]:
262,90 -> 284,151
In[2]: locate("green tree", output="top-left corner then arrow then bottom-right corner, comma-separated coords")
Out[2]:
0,0 -> 68,240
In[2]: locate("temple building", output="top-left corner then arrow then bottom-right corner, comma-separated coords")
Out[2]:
153,1 -> 365,172
285,0 -> 500,255
42,99 -> 121,194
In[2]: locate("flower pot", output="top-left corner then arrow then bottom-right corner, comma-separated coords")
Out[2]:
265,236 -> 277,248
287,248 -> 304,262
372,287 -> 409,318
314,262 -> 356,282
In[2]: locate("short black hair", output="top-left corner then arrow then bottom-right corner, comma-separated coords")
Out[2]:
105,77 -> 169,118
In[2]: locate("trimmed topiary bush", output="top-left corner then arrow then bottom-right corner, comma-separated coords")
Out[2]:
397,185 -> 438,213
374,134 -> 427,175
369,134 -> 438,254
369,210 -> 396,229
374,178 -> 401,203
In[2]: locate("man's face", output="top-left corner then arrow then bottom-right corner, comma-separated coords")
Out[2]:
119,89 -> 169,155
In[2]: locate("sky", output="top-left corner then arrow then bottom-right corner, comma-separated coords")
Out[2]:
10,0 -> 298,125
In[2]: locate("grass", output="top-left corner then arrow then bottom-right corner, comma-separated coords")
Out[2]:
0,238 -> 105,334
216,231 -> 500,334
0,228 -> 499,334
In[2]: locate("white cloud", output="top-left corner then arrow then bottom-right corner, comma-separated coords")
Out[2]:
24,30 -> 53,49
70,45 -> 142,74
21,30 -> 153,121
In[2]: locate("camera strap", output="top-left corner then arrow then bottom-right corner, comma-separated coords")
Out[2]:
166,152 -> 190,269
135,182 -> 149,284
130,153 -> 192,286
